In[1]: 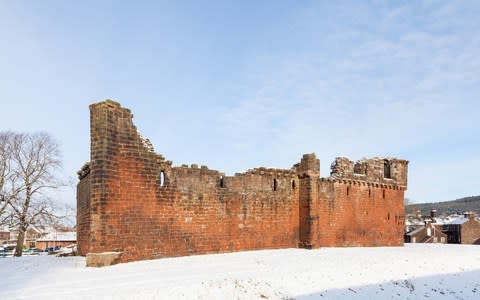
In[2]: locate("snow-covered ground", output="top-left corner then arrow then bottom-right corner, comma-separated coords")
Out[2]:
1,244 -> 479,300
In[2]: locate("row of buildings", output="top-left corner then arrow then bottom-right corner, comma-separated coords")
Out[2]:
0,226 -> 76,250
405,210 -> 480,244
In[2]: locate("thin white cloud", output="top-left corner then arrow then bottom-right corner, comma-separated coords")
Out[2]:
218,1 -> 480,202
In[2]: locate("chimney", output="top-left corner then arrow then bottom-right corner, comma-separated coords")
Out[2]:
430,209 -> 437,218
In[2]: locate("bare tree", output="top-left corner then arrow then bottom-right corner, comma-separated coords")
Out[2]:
4,132 -> 63,256
0,131 -> 23,226
0,132 -> 11,220
56,203 -> 76,229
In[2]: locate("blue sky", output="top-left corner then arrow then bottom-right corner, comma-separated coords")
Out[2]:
0,1 -> 479,205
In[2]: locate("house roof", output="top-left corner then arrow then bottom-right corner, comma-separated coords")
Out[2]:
405,218 -> 424,226
37,232 -> 76,242
431,217 -> 449,225
406,226 -> 425,236
443,216 -> 469,225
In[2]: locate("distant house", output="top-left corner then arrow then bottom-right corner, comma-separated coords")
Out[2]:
3,226 -> 44,248
405,210 -> 425,234
0,228 -> 10,245
35,232 -> 76,250
25,227 -> 45,248
440,212 -> 480,244
405,221 -> 447,243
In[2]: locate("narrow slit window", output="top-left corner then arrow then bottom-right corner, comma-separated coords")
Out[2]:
383,189 -> 386,199
160,171 -> 166,187
292,180 -> 296,190
368,188 -> 371,197
219,176 -> 225,188
273,179 -> 278,191
347,186 -> 350,196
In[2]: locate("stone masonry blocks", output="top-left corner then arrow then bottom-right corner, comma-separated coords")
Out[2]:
77,100 -> 409,266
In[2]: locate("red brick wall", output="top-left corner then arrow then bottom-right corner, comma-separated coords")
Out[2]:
77,100 -> 408,263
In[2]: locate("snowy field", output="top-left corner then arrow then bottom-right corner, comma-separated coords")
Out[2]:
0,244 -> 479,300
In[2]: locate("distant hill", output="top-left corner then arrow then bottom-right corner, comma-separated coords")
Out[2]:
406,195 -> 480,216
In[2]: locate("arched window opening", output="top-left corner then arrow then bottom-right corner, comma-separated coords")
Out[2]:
219,176 -> 225,188
160,171 -> 166,187
384,160 -> 391,179
273,179 -> 278,191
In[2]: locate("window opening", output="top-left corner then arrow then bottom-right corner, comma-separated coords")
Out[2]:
220,176 -> 225,188
384,160 -> 391,179
160,171 -> 166,187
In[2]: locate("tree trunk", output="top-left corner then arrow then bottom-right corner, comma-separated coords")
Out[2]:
14,185 -> 31,257
14,226 -> 25,257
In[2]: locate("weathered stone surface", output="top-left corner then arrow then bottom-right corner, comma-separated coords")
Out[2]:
86,252 -> 123,267
77,100 -> 409,266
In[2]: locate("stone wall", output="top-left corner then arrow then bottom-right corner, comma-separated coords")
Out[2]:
76,163 -> 90,255
315,180 -> 405,246
299,157 -> 406,248
77,100 -> 408,265
78,100 -> 300,263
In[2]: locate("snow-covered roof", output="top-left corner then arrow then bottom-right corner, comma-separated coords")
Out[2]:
439,216 -> 469,225
29,225 -> 46,234
405,218 -> 424,226
443,216 -> 469,225
432,217 -> 448,225
406,226 -> 425,236
37,232 -> 76,242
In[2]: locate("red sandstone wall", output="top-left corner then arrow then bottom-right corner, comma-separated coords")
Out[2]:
76,173 -> 90,255
311,180 -> 405,247
109,166 -> 299,263
83,101 -> 299,263
77,100 -> 408,263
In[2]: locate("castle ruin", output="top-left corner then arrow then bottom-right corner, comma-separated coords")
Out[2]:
77,100 -> 408,266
